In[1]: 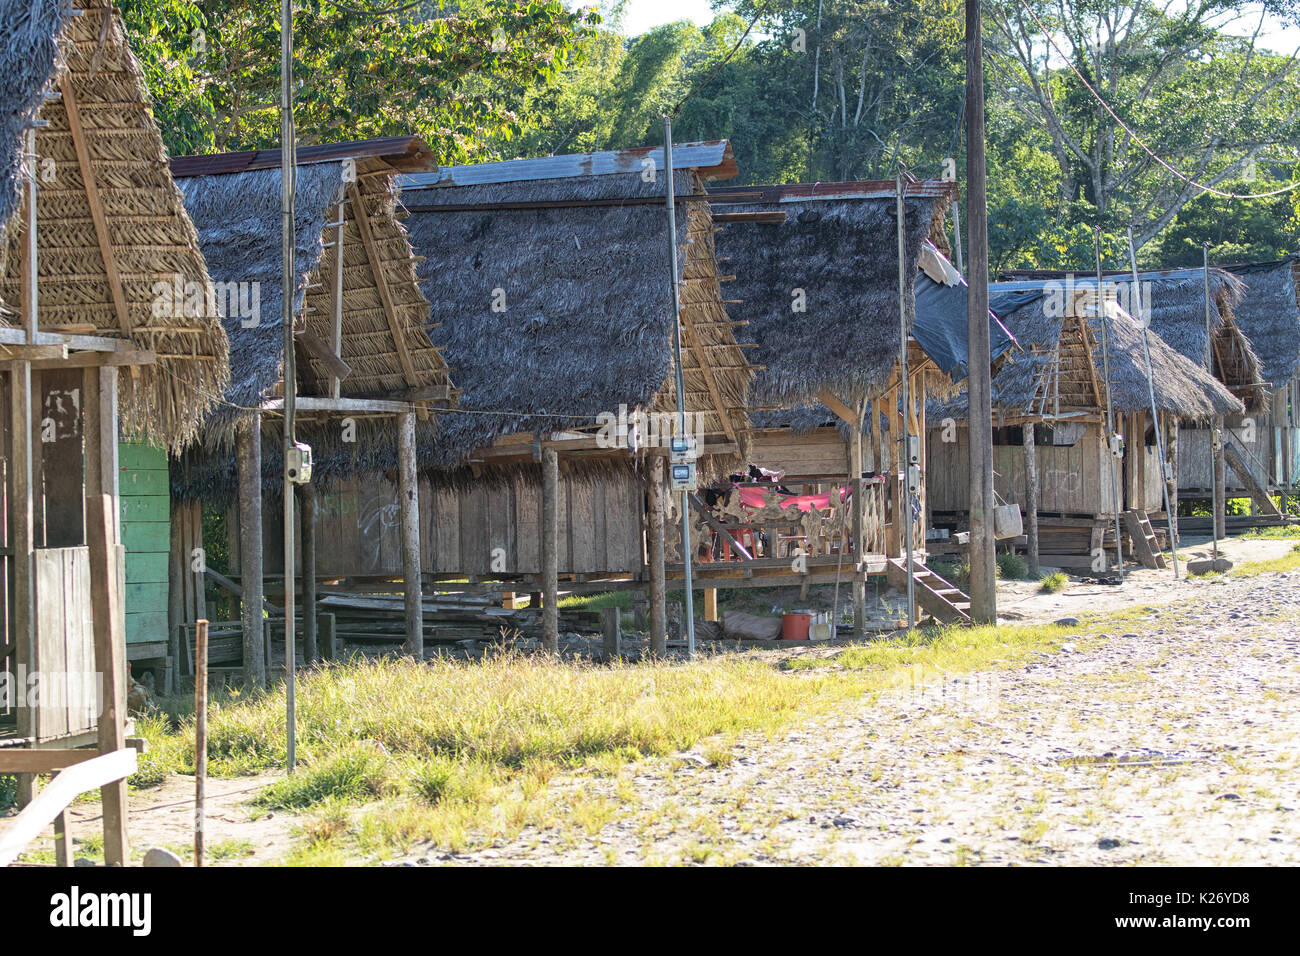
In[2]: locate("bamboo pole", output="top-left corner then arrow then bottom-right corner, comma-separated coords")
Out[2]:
542,446 -> 559,653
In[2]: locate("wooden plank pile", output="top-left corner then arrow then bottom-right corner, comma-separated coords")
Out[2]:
312,591 -> 604,646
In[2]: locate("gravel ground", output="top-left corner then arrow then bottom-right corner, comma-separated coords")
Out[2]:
412,567 -> 1300,866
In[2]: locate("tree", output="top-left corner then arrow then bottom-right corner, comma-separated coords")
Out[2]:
118,0 -> 599,160
985,0 -> 1300,252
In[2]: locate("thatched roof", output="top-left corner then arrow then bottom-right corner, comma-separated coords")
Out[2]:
0,0 -> 64,230
996,268 -> 1265,409
713,186 -> 946,409
0,0 -> 228,452
938,282 -> 1243,421
1223,258 -> 1300,389
400,146 -> 752,472
170,142 -> 453,501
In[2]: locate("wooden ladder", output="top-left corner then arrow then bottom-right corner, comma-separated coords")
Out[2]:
1121,509 -> 1166,569
1223,442 -> 1281,517
886,558 -> 972,625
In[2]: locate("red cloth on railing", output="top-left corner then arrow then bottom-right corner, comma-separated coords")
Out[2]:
735,485 -> 847,513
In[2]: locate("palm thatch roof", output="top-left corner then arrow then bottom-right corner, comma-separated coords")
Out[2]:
0,0 -> 228,452
712,184 -> 950,409
1223,258 -> 1300,390
997,268 -> 1265,409
400,144 -> 753,474
935,282 -> 1243,421
169,142 -> 454,501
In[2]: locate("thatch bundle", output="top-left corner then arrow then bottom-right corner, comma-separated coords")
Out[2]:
171,152 -> 452,502
0,0 -> 64,232
1224,258 -> 1300,390
0,0 -> 228,452
403,168 -> 753,473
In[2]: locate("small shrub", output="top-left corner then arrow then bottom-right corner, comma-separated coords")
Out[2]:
1039,571 -> 1068,594
997,551 -> 1029,580
256,742 -> 393,809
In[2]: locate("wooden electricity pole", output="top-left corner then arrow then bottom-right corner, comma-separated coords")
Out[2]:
965,0 -> 996,622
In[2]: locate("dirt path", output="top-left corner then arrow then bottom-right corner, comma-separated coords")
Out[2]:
414,565 -> 1300,866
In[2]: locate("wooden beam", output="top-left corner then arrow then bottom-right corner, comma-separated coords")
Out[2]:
0,749 -> 138,867
86,493 -> 129,867
0,328 -> 137,352
676,309 -> 738,443
60,74 -> 133,337
347,182 -> 420,390
297,326 -> 351,382
0,749 -> 112,774
262,396 -> 414,414
817,389 -> 857,426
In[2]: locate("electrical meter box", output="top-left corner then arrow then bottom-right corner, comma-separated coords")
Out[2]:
286,441 -> 313,484
669,461 -> 697,492
1108,432 -> 1125,458
906,435 -> 921,466
669,435 -> 697,464
907,464 -> 921,495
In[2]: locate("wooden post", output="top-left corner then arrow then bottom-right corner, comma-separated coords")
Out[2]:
1023,421 -> 1040,577
53,811 -> 72,867
703,588 -> 718,622
236,414 -> 265,689
194,618 -> 208,867
299,484 -> 317,664
86,493 -> 128,867
167,505 -> 184,694
319,612 -> 337,661
601,606 -> 621,662
1214,414 -> 1227,540
1167,416 -> 1180,544
541,446 -> 559,653
11,361 -> 34,752
965,0 -> 996,623
850,411 -> 866,639
398,410 -> 423,659
646,455 -> 668,656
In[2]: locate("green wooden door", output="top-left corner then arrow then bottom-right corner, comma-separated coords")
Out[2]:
119,442 -> 170,650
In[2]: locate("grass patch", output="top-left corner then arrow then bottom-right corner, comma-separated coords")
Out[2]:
1039,571 -> 1068,594
137,617 -> 1081,861
1230,541 -> 1300,577
1241,525 -> 1300,540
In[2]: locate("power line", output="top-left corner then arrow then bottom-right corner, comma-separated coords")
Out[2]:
672,0 -> 776,118
1015,0 -> 1300,201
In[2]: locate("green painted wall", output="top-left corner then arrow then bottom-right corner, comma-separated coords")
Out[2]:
119,442 -> 170,647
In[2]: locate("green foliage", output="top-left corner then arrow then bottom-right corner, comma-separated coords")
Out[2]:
1039,571 -> 1068,594
256,741 -> 395,809
120,0 -> 599,159
997,551 -> 1030,580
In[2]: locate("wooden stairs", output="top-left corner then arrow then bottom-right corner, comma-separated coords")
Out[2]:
1223,442 -> 1282,517
886,558 -> 972,625
1121,509 -> 1166,569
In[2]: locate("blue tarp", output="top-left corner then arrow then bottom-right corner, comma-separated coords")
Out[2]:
911,273 -> 1018,381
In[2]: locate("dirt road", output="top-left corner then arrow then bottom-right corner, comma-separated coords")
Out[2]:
427,564 -> 1300,866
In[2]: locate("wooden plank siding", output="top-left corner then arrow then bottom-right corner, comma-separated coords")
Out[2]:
304,472 -> 645,577
1178,412 -> 1276,492
119,443 -> 171,649
928,425 -> 1117,515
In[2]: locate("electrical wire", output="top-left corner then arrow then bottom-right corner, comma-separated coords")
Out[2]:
1014,0 -> 1300,201
671,0 -> 776,118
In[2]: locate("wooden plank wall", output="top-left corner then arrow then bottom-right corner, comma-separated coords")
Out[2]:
750,428 -> 850,478
119,443 -> 170,650
1178,412 -> 1274,491
32,546 -> 96,741
306,471 -> 644,577
928,425 -> 1115,515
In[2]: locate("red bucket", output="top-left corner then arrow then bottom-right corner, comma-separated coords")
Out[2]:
781,612 -> 812,640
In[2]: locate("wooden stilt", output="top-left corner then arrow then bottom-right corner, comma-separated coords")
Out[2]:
1023,421 -> 1039,577
1214,415 -> 1227,539
850,411 -> 865,639
299,483 -> 318,664
703,588 -> 718,622
646,455 -> 667,656
236,414 -> 265,689
397,410 -> 422,659
541,446 -> 559,652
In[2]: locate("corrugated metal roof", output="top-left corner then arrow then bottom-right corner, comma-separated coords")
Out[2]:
398,140 -> 737,189
708,180 -> 957,204
171,136 -> 433,178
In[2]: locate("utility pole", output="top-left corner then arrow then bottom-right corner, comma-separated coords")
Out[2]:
965,0 -> 996,622
281,0 -> 297,772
